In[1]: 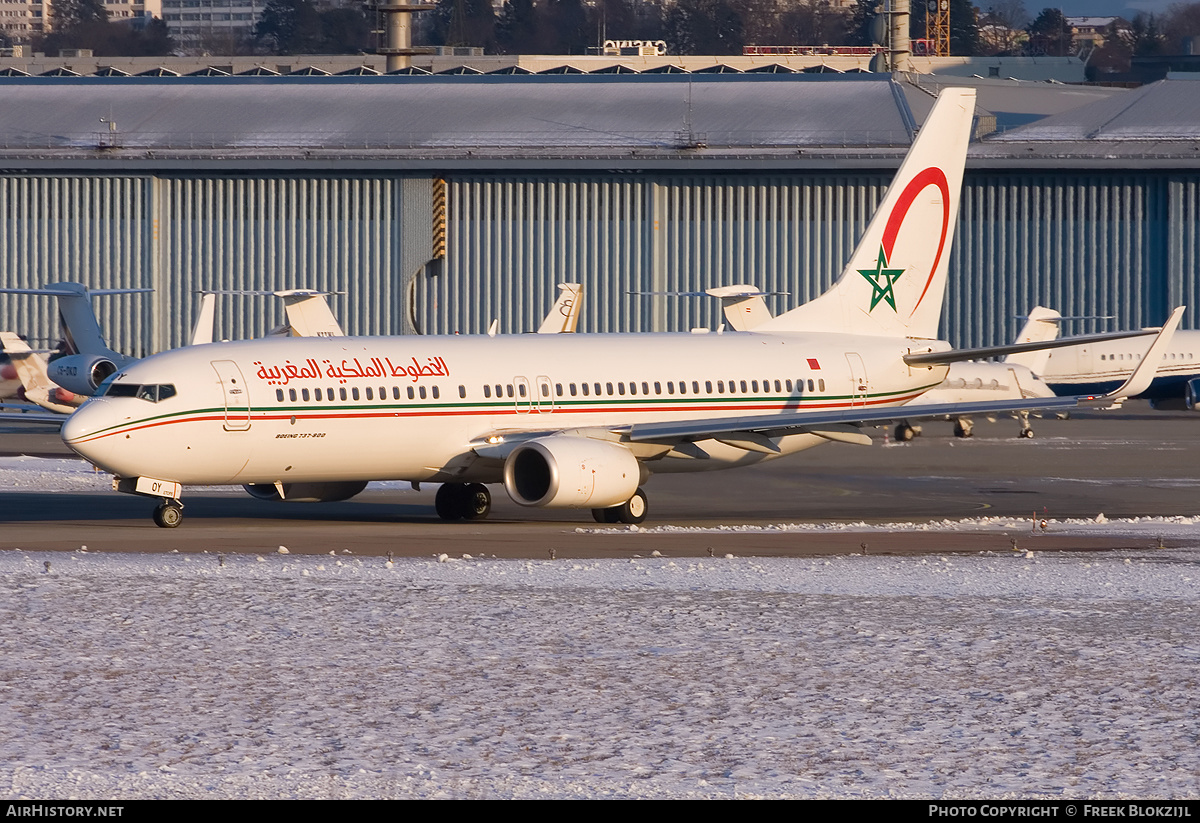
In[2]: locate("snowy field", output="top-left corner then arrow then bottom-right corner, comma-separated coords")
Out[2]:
2,546 -> 1200,799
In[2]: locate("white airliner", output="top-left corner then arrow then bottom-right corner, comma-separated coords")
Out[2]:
60,88 -> 1183,528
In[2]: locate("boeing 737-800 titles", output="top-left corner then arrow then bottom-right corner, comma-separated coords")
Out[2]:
60,89 -> 1182,528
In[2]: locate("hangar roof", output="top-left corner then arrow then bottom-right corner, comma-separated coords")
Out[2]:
1,73 -> 1198,171
988,76 -> 1200,142
0,74 -> 917,170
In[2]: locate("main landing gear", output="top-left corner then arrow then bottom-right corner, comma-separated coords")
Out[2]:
592,488 -> 648,525
435,483 -> 492,521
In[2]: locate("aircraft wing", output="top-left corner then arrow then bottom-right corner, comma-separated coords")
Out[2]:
626,306 -> 1184,446
0,403 -> 67,425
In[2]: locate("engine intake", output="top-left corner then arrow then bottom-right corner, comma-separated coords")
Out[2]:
503,436 -> 639,508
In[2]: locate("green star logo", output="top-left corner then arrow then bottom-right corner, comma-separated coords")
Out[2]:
858,246 -> 905,312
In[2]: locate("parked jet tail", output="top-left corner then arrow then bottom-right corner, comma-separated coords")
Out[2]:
761,87 -> 976,340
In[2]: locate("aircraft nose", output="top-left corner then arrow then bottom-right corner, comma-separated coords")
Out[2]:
60,400 -> 112,460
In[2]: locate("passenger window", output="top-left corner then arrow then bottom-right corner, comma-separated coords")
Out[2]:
717,381 -> 725,393
555,383 -> 562,396
594,383 -> 601,395
667,382 -> 675,395
407,386 -> 415,400
606,383 -> 614,395
366,387 -> 374,401
819,379 -> 825,391
705,381 -> 712,393
642,382 -> 649,395
289,389 -> 297,402
507,384 -> 514,397
807,379 -> 815,392
419,386 -> 427,399
393,387 -> 400,400
581,383 -> 589,396
484,385 -> 491,398
276,389 -> 284,402
654,382 -> 661,394
679,381 -> 687,395
618,383 -> 625,396
340,387 -> 348,401
541,383 -> 550,397
692,381 -> 699,394
570,383 -> 577,396
352,387 -> 360,401
517,384 -> 526,398
432,386 -> 440,399
751,380 -> 759,392
459,385 -> 467,399
302,388 -> 310,401
740,380 -> 748,393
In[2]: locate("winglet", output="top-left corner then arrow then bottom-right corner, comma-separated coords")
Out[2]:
1081,306 -> 1186,407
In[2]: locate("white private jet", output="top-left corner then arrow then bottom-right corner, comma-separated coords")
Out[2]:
60,88 -> 1184,528
1040,329 -> 1200,410
0,283 -> 149,398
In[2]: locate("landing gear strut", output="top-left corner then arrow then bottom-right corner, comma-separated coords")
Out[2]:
592,487 -> 648,525
893,421 -> 921,441
435,483 -> 492,521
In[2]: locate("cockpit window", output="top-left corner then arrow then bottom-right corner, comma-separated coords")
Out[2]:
103,382 -> 176,402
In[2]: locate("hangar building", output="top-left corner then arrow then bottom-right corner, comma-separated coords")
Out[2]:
0,72 -> 1196,355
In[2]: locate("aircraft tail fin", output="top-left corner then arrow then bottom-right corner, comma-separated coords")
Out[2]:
190,293 -> 217,345
759,87 -> 976,339
277,291 -> 345,338
537,283 -> 583,334
0,283 -> 149,358
1004,307 -> 1062,374
0,332 -> 76,413
706,285 -> 774,331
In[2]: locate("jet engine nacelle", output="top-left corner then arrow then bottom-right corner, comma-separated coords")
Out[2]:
47,354 -> 119,395
1188,378 -> 1200,411
503,435 -> 640,508
243,481 -> 368,503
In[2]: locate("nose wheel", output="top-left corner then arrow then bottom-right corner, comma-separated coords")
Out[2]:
153,500 -> 184,528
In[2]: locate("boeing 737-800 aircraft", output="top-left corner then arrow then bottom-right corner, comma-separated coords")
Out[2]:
60,89 -> 1182,528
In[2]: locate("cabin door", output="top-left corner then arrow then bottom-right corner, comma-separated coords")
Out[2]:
211,360 -> 251,431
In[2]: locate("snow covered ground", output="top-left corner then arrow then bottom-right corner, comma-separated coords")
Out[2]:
3,455 -> 1200,798
2,546 -> 1200,799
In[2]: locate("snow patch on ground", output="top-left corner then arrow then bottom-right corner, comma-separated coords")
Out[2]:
2,549 -> 1200,799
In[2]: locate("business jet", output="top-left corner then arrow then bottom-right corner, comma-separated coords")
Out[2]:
60,88 -> 1183,528
1040,330 -> 1200,410
0,283 -> 149,397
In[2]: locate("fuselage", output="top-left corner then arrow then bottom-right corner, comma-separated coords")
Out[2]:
62,330 -> 948,487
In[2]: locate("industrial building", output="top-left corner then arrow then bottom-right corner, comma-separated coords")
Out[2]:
0,71 -> 1197,356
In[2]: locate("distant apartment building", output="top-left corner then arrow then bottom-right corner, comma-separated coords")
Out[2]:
1,0 -> 162,43
160,0 -> 259,48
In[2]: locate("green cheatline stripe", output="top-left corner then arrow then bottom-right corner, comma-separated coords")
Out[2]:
82,380 -> 943,441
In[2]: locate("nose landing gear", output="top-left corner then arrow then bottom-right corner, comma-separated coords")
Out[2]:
113,476 -> 186,528
153,500 -> 184,528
